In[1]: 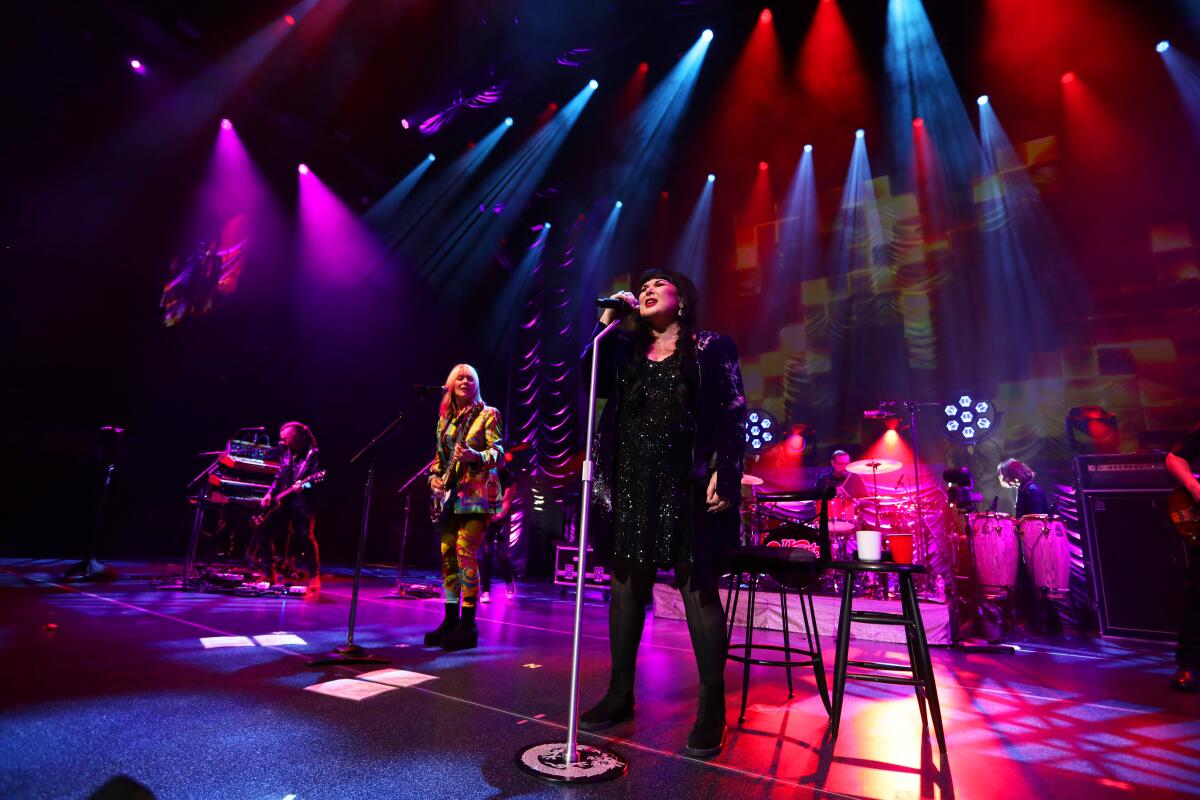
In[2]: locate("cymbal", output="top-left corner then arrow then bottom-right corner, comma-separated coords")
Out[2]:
856,495 -> 906,506
741,473 -> 764,486
845,458 -> 903,476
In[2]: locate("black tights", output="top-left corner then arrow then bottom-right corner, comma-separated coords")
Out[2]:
605,562 -> 727,697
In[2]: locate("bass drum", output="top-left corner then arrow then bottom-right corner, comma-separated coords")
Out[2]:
1017,515 -> 1072,595
969,513 -> 1019,590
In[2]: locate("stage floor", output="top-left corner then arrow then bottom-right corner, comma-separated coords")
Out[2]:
2,558 -> 1198,800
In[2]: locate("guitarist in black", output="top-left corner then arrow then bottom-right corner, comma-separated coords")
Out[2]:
253,421 -> 322,593
1165,423 -> 1200,691
425,364 -> 505,651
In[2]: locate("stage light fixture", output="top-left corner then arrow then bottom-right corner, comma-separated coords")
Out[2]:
220,118 -> 233,131
427,153 -> 436,162
1157,40 -> 1170,53
544,222 -> 551,230
758,161 -> 768,171
297,163 -> 309,175
855,128 -> 865,139
284,14 -> 296,26
760,9 -> 773,24
615,200 -> 623,208
942,393 -> 998,444
129,59 -> 144,73
589,79 -> 599,90
1061,71 -> 1076,84
745,409 -> 780,453
707,173 -> 716,182
913,117 -> 924,127
401,118 -> 410,129
504,116 -> 514,126
638,61 -> 649,74
804,144 -> 813,153
701,29 -> 714,42
977,94 -> 989,105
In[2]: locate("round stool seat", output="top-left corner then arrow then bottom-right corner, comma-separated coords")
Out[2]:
726,545 -> 818,589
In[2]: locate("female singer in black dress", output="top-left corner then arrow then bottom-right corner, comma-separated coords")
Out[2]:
579,267 -> 747,758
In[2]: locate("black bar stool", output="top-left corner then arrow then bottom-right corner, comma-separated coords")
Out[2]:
828,560 -> 947,753
724,489 -> 834,723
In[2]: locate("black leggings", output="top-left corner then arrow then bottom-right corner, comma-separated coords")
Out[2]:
605,561 -> 727,693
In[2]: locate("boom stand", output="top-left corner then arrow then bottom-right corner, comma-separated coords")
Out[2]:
309,411 -> 408,667
384,458 -> 439,599
515,319 -> 628,783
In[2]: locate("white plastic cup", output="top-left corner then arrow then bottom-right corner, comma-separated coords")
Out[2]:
856,530 -> 883,561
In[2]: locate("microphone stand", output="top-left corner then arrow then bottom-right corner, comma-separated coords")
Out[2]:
308,410 -> 409,667
383,457 -> 440,599
516,319 -> 628,783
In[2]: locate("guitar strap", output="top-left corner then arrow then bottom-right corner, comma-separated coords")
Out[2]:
445,404 -> 485,490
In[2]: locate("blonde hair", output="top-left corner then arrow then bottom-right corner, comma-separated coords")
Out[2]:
440,363 -> 484,418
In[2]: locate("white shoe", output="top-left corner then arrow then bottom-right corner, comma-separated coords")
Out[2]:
480,591 -> 492,604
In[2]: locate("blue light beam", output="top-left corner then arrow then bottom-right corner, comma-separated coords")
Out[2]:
667,174 -> 715,293
884,0 -> 981,197
417,80 -> 598,288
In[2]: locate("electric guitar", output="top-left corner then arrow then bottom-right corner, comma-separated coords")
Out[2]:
430,407 -> 484,524
253,470 -> 327,527
1167,486 -> 1200,541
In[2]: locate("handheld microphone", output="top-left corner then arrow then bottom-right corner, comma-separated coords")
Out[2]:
596,297 -> 638,310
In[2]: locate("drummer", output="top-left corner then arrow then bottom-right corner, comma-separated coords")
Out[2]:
816,450 -> 869,500
997,459 -> 1050,517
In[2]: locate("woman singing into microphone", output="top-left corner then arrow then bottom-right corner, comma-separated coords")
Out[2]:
425,364 -> 504,651
580,268 -> 747,758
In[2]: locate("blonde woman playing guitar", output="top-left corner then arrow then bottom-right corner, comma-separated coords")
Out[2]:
425,364 -> 504,651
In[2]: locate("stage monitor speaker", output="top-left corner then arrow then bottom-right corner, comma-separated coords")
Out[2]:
1082,490 -> 1191,640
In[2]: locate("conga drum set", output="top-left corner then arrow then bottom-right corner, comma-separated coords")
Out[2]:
740,459 -> 927,597
966,510 -> 1071,598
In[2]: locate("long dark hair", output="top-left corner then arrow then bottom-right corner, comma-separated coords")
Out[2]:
621,267 -> 700,410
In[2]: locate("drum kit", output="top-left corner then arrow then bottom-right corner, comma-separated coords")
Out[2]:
742,458 -> 1072,602
741,458 -> 923,565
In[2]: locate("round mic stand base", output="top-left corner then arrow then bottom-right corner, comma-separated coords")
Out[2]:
308,644 -> 389,667
515,742 -> 628,784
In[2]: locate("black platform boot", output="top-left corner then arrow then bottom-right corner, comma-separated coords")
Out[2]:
424,601 -> 460,646
685,683 -> 727,758
441,604 -> 478,651
578,669 -> 635,730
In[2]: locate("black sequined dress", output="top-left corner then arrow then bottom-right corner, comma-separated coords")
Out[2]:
611,354 -> 697,568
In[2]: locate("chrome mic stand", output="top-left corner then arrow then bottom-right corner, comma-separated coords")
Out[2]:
515,319 -> 628,783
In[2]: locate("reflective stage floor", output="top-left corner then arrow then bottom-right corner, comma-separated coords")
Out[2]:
2,558 -> 1198,799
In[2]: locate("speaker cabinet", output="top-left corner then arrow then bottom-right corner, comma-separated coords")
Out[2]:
1082,490 -> 1191,639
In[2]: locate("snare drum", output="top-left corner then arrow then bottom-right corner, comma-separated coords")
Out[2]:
969,512 -> 1019,590
821,495 -> 858,533
1017,515 -> 1071,595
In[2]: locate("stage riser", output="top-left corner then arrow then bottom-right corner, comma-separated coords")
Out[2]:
652,583 -> 951,645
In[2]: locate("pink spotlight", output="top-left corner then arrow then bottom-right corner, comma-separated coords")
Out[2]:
913,117 -> 924,128
298,163 -> 310,175
401,118 -> 410,129
284,14 -> 296,26
760,8 -> 773,24
129,59 -> 145,73
220,118 -> 233,131
1061,71 -> 1076,85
